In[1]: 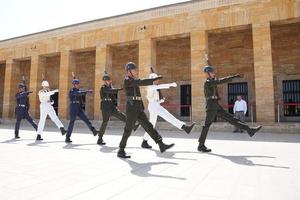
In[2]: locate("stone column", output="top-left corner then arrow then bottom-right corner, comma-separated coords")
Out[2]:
2,60 -> 18,118
252,22 -> 275,122
29,55 -> 45,118
58,51 -> 76,119
94,46 -> 109,120
139,38 -> 156,110
190,30 -> 207,123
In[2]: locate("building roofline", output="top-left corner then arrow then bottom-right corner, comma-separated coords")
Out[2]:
0,0 -> 193,43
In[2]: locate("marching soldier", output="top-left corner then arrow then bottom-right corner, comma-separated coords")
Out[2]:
141,72 -> 196,149
198,64 -> 262,152
65,78 -> 98,143
118,62 -> 174,158
14,82 -> 38,139
36,80 -> 67,141
97,72 -> 139,145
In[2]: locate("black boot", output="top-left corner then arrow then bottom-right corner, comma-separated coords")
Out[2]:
117,148 -> 131,158
141,140 -> 152,149
181,122 -> 196,134
91,127 -> 98,136
65,137 -> 72,143
60,127 -> 67,136
14,133 -> 20,139
97,137 -> 106,145
247,126 -> 262,137
197,144 -> 211,152
36,134 -> 43,141
133,123 -> 140,131
158,141 -> 174,153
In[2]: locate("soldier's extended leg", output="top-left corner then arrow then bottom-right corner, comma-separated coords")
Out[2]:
14,114 -> 23,139
37,105 -> 48,140
216,105 -> 261,137
137,111 -> 174,153
118,108 -> 139,158
198,109 -> 218,152
78,109 -> 97,136
48,105 -> 66,135
66,112 -> 77,143
142,110 -> 158,148
24,111 -> 38,131
97,109 -> 112,145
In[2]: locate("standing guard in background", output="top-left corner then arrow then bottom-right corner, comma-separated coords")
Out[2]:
141,70 -> 196,149
36,75 -> 67,141
118,62 -> 174,158
65,73 -> 98,143
14,76 -> 38,139
97,71 -> 139,145
198,56 -> 262,152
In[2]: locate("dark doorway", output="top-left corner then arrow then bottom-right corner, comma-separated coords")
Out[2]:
282,80 -> 300,117
180,84 -> 191,117
51,92 -> 59,115
227,82 -> 249,116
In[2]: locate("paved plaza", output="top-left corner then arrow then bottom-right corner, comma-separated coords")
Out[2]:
0,123 -> 299,200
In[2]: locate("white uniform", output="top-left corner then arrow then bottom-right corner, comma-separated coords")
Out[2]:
37,89 -> 64,135
143,82 -> 185,141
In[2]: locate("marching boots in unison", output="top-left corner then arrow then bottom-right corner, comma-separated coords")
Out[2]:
14,82 -> 38,139
118,62 -> 174,159
141,72 -> 195,149
198,64 -> 262,153
36,80 -> 67,141
65,78 -> 98,143
97,71 -> 139,145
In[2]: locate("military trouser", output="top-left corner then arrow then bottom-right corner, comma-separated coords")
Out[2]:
119,106 -> 162,149
14,107 -> 38,136
99,107 -> 126,138
199,103 -> 251,145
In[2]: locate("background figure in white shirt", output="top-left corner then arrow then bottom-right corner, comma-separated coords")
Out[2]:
141,73 -> 195,149
36,80 -> 67,141
233,95 -> 247,133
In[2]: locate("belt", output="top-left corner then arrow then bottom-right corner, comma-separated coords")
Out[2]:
102,98 -> 112,101
17,104 -> 26,107
71,101 -> 80,104
206,96 -> 219,100
127,96 -> 142,101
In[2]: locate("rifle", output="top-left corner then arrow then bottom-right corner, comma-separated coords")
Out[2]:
204,53 -> 212,66
150,67 -> 164,100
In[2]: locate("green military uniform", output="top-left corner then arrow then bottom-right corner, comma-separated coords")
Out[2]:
118,62 -> 174,158
198,65 -> 262,152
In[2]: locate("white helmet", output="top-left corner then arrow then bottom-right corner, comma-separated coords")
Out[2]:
41,80 -> 49,87
149,73 -> 158,79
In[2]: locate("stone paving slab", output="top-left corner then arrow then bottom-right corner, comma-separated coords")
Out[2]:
0,125 -> 299,200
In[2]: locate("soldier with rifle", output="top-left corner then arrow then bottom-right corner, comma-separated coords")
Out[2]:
14,76 -> 38,139
65,72 -> 98,143
141,67 -> 196,149
198,54 -> 262,152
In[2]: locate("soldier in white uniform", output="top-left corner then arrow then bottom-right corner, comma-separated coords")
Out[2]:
36,80 -> 67,140
141,73 -> 195,148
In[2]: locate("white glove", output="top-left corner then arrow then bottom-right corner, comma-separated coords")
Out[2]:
170,82 -> 177,87
53,89 -> 59,93
159,98 -> 165,104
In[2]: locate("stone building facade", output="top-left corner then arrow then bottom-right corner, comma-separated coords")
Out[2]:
0,0 -> 299,123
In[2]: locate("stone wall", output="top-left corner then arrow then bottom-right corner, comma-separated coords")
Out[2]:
0,63 -> 5,117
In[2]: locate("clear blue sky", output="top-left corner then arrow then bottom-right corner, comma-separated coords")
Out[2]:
0,0 -> 189,40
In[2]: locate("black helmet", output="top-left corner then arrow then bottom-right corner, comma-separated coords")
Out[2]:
102,71 -> 110,81
125,62 -> 137,71
203,65 -> 214,73
18,83 -> 25,88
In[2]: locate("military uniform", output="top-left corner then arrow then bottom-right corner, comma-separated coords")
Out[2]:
118,62 -> 174,158
14,84 -> 37,138
65,80 -> 97,143
198,66 -> 262,152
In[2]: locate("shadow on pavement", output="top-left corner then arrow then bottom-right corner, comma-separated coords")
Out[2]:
208,153 -> 290,169
63,143 -> 96,151
120,158 -> 186,180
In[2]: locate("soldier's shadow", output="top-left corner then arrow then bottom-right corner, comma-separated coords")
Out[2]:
208,153 -> 290,169
120,158 -> 186,180
127,147 -> 198,161
0,138 -> 34,144
62,143 -> 96,151
27,140 -> 65,147
99,145 -> 119,153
